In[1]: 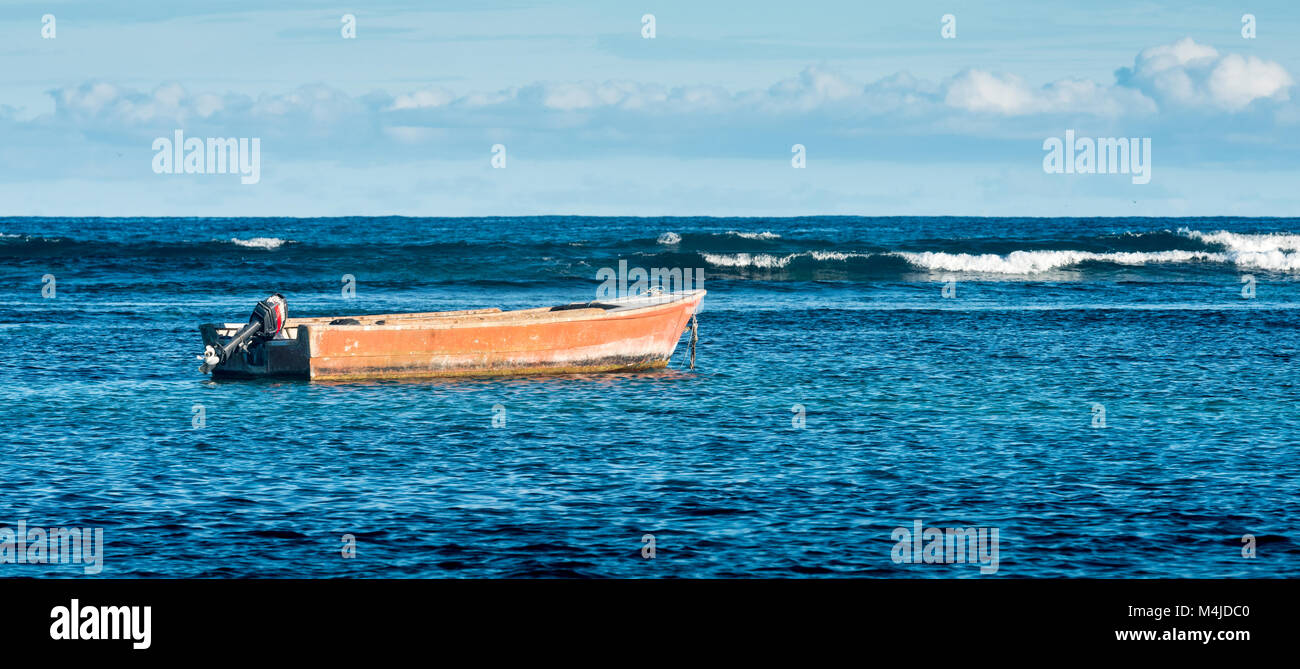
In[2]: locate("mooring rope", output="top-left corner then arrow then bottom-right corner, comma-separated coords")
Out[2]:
689,313 -> 698,370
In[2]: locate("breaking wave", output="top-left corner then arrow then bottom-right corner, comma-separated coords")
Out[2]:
698,230 -> 1300,275
895,249 -> 1224,274
229,237 -> 289,250
702,251 -> 871,269
725,231 -> 781,240
1180,229 -> 1300,253
1173,229 -> 1300,271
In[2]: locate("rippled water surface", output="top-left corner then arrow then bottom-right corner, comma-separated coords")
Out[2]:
2,216 -> 1298,577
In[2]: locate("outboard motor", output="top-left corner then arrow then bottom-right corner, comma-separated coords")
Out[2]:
198,293 -> 287,373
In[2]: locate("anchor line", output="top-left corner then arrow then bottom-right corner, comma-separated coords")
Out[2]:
689,313 -> 698,370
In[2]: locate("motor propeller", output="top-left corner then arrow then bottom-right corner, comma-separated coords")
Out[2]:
198,293 -> 287,373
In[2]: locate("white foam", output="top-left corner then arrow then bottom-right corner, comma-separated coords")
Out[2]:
1181,229 -> 1300,253
726,231 -> 781,240
701,252 -> 792,268
229,237 -> 288,250
1229,250 -> 1300,271
1178,229 -> 1300,270
701,250 -> 868,268
895,249 -> 1223,274
808,250 -> 867,262
656,232 -> 681,245
704,230 -> 1300,274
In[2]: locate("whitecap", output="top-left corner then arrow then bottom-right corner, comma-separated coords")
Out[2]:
701,251 -> 870,268
894,249 -> 1224,274
725,231 -> 781,240
1229,250 -> 1300,271
229,237 -> 288,250
1180,229 -> 1300,253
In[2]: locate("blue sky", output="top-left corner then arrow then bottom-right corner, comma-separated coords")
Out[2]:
1,0 -> 1298,216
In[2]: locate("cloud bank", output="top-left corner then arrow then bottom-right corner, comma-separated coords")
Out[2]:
33,38 -> 1292,129
2,38 -> 1296,185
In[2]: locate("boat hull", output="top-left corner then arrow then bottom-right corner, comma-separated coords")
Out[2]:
202,291 -> 704,381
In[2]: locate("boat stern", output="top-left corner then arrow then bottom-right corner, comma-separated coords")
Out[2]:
199,322 -> 311,379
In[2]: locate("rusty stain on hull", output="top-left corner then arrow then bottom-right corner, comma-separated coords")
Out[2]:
204,290 -> 704,381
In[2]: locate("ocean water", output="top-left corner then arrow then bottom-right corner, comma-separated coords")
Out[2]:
2,216 -> 1298,578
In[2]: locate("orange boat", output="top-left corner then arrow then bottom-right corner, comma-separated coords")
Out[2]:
197,290 -> 705,380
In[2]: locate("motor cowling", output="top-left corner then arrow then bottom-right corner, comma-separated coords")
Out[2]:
250,293 -> 288,340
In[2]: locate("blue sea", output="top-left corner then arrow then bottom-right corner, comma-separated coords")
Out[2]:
2,216 -> 1298,578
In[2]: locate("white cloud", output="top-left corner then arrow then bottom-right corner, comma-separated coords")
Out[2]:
667,84 -> 731,112
1132,38 -> 1220,74
250,85 -> 364,122
1117,37 -> 1293,111
762,66 -> 863,111
388,87 -> 454,110
944,70 -> 1037,114
49,82 -> 200,123
943,69 -> 1158,117
939,38 -> 1291,116
1207,53 -> 1293,110
535,81 -> 659,110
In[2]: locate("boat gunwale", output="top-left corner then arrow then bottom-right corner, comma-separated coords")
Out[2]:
206,290 -> 705,334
